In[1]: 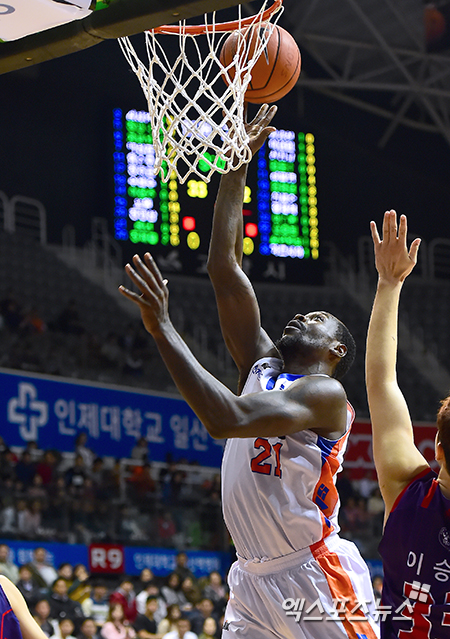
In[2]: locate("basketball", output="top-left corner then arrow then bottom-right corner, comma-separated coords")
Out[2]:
219,23 -> 301,104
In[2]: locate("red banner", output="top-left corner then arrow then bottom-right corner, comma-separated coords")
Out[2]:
89,544 -> 125,574
345,419 -> 438,479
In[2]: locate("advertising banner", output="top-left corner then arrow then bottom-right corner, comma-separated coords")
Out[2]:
1,368 -> 225,466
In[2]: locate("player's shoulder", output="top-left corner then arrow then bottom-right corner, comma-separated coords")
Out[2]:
288,373 -> 347,401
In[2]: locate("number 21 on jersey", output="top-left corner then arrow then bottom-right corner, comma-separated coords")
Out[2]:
250,437 -> 283,478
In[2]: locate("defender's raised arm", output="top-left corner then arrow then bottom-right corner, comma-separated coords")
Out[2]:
365,210 -> 427,516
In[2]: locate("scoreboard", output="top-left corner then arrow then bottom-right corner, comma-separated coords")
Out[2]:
112,108 -> 319,282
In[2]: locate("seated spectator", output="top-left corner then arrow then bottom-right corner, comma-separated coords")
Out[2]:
197,618 -> 217,639
49,577 -> 85,630
367,487 -> 385,537
78,618 -> 101,639
29,547 -> 58,591
57,564 -> 74,587
157,605 -> 181,637
180,579 -> 201,609
201,573 -> 227,617
15,450 -> 37,487
110,578 -> 137,624
50,618 -> 77,639
75,434 -> 96,470
157,513 -> 177,548
0,496 -> 17,534
186,600 -> 218,637
36,451 -> 58,487
161,616 -> 197,639
135,570 -> 157,596
357,470 -> 377,500
55,300 -> 85,335
21,306 -> 47,335
27,475 -> 48,500
0,543 -> 19,583
69,565 -> 91,604
33,598 -> 57,637
127,464 -> 156,502
19,499 -> 44,537
132,596 -> 161,639
160,575 -> 187,609
372,574 -> 383,607
1,292 -> 24,332
82,582 -> 110,630
17,564 -> 42,608
130,439 -> 150,464
65,455 -> 89,498
173,555 -> 194,586
101,604 -> 136,639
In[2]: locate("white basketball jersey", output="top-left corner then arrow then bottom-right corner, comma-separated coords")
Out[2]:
221,357 -> 354,561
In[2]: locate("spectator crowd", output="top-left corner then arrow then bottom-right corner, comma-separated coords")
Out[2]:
0,546 -> 228,639
0,435 -> 223,551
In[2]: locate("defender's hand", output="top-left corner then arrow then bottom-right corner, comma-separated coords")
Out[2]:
370,210 -> 421,284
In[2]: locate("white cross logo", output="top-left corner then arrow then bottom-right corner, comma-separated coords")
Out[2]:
7,382 -> 49,441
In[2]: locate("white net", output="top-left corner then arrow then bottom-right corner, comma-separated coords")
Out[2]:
119,2 -> 283,183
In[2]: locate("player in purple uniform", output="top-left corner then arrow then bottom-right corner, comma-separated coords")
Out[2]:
0,575 -> 49,639
366,210 -> 450,637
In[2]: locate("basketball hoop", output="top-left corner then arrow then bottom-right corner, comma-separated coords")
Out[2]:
119,1 -> 284,184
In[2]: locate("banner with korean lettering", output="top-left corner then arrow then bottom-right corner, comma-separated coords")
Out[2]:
345,419 -> 438,480
0,368 -> 225,466
0,539 -> 231,578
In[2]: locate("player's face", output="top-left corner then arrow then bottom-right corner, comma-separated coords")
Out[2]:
278,312 -> 341,359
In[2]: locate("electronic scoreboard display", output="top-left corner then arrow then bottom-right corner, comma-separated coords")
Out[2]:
112,108 -> 319,282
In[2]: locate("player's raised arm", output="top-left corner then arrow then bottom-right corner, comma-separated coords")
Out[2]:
119,253 -> 346,440
207,105 -> 278,390
365,210 -> 428,516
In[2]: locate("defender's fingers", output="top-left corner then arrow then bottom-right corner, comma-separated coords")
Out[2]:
398,214 -> 408,245
382,210 -> 391,242
388,209 -> 398,241
409,238 -> 421,263
370,221 -> 381,246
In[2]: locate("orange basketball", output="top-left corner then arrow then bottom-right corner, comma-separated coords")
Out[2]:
219,24 -> 301,104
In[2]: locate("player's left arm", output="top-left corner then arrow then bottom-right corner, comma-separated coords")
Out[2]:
119,254 -> 347,440
0,576 -> 49,639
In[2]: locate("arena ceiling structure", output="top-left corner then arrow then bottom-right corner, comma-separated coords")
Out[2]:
2,0 -> 450,150
274,0 -> 450,148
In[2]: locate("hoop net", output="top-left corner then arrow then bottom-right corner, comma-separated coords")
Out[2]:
119,1 -> 283,183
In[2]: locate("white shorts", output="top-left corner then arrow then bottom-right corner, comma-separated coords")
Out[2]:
222,535 -> 380,639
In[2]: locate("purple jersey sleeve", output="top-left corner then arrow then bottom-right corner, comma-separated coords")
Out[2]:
379,468 -> 450,638
0,585 -> 23,639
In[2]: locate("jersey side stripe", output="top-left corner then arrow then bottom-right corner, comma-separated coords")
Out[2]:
311,541 -> 379,639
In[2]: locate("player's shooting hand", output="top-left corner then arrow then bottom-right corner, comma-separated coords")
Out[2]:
370,210 -> 421,285
245,103 -> 278,156
119,253 -> 170,336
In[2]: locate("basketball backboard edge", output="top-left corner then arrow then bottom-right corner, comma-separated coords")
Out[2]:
0,0 -> 242,75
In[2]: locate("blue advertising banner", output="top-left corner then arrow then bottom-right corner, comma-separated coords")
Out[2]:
0,539 -> 231,578
0,368 -> 224,466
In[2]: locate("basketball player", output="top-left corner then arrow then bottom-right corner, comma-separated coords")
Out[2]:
0,575 -> 49,639
366,210 -> 450,637
119,105 -> 379,639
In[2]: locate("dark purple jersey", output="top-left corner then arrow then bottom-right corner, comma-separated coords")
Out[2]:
0,584 -> 22,639
379,468 -> 450,638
